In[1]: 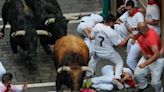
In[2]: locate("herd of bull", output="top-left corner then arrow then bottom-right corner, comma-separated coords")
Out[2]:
0,0 -> 94,91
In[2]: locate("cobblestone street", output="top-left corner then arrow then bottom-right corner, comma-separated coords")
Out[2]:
0,0 -> 163,92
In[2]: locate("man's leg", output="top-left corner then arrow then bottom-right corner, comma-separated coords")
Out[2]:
134,56 -> 149,89
126,42 -> 141,71
86,53 -> 100,77
149,58 -> 164,92
91,65 -> 114,84
92,83 -> 114,91
106,50 -> 123,80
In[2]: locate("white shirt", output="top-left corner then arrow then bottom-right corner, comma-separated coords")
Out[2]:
91,23 -> 122,52
120,11 -> 144,35
0,62 -> 6,80
114,23 -> 129,40
0,82 -> 23,92
146,4 -> 160,35
77,21 -> 95,37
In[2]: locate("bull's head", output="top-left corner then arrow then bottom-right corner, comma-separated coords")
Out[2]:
57,66 -> 94,91
11,30 -> 52,57
44,15 -> 79,43
44,16 -> 68,42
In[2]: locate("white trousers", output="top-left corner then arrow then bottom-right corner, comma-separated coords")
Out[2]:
91,65 -> 114,91
134,56 -> 164,92
126,40 -> 141,71
87,49 -> 123,79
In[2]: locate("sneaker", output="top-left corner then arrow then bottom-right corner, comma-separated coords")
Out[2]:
112,79 -> 124,89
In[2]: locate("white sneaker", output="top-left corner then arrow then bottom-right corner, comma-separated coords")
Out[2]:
112,79 -> 124,89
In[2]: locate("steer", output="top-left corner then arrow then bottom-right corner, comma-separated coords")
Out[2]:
54,34 -> 94,91
0,0 -> 51,67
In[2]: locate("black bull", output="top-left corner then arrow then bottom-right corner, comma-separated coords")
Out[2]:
0,0 -> 68,65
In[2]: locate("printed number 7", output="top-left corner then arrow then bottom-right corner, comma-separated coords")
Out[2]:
98,36 -> 104,47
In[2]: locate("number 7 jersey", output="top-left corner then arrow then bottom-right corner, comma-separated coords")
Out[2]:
91,23 -> 122,52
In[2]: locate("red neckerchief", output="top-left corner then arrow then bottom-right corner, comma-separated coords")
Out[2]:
125,79 -> 136,88
4,83 -> 11,92
129,8 -> 139,17
148,1 -> 158,5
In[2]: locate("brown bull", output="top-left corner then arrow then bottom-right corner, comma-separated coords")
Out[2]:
54,34 -> 94,91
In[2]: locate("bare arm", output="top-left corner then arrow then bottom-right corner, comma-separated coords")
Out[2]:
115,18 -> 123,24
83,28 -> 92,38
117,5 -> 126,14
116,36 -> 129,48
146,19 -> 160,26
139,45 -> 160,68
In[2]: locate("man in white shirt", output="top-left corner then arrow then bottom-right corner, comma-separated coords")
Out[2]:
77,14 -> 103,57
146,0 -> 160,35
116,0 -> 144,71
117,0 -> 138,15
87,14 -> 129,81
84,65 -> 135,91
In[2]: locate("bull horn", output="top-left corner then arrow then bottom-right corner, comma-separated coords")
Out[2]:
82,66 -> 94,75
65,16 -> 79,20
44,18 -> 56,25
11,30 -> 26,37
57,66 -> 70,73
36,30 -> 52,37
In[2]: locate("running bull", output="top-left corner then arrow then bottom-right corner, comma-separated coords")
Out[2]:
0,0 -> 51,64
54,34 -> 94,91
26,0 -> 77,58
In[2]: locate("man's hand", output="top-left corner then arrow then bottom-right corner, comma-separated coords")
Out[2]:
139,63 -> 146,68
138,8 -> 145,13
129,34 -> 134,38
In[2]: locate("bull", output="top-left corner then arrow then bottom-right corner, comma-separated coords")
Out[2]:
0,0 -> 51,67
26,0 -> 73,59
54,34 -> 94,91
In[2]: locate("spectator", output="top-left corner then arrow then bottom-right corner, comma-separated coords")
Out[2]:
84,65 -> 136,91
116,0 -> 144,72
0,73 -> 27,92
134,22 -> 164,92
86,14 -> 129,81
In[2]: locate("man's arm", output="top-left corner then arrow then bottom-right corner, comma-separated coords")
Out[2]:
139,45 -> 160,68
116,36 -> 129,48
83,28 -> 92,38
146,19 -> 160,26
